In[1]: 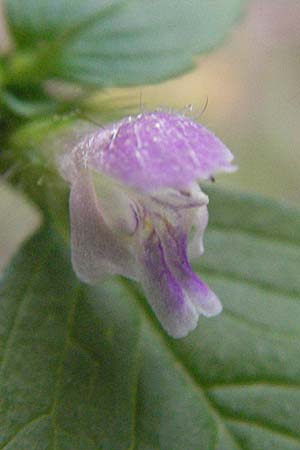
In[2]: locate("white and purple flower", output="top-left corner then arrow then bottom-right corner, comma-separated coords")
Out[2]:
60,111 -> 236,338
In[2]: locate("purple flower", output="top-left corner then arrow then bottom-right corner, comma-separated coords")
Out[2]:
60,111 -> 236,338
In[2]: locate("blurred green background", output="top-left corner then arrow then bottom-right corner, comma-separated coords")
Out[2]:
1,0 -> 299,270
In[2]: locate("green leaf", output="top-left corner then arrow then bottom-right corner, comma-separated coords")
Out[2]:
0,89 -> 57,117
5,0 -> 247,86
0,229 -> 141,450
1,188 -> 300,449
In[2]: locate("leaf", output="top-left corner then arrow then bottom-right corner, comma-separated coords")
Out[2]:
5,0 -> 247,86
0,89 -> 57,117
0,229 -> 141,450
1,188 -> 300,450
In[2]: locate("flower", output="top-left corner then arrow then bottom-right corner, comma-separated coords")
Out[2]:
60,111 -> 236,338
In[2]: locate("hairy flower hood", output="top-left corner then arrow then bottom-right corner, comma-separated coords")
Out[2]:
60,111 -> 236,338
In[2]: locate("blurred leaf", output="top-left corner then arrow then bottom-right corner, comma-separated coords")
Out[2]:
0,89 -> 57,117
1,188 -> 300,449
4,0 -> 125,46
5,0 -> 247,86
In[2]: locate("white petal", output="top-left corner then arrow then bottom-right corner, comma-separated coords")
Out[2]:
92,171 -> 139,235
70,172 -> 136,284
188,205 -> 209,260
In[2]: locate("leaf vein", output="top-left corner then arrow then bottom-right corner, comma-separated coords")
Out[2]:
0,413 -> 49,450
207,381 -> 300,391
68,336 -> 101,369
50,285 -> 82,450
223,308 -> 300,342
223,415 -> 300,445
210,221 -> 300,248
197,265 -> 300,303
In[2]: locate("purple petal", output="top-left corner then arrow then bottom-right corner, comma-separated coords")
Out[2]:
138,229 -> 199,338
81,111 -> 236,191
155,218 -> 222,317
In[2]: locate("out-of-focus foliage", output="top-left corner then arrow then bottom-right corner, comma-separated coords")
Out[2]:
5,0 -> 247,86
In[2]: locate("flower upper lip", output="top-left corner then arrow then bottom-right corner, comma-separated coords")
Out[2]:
64,110 -> 236,191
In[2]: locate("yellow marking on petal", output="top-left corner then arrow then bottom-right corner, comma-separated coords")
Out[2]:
143,216 -> 154,233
